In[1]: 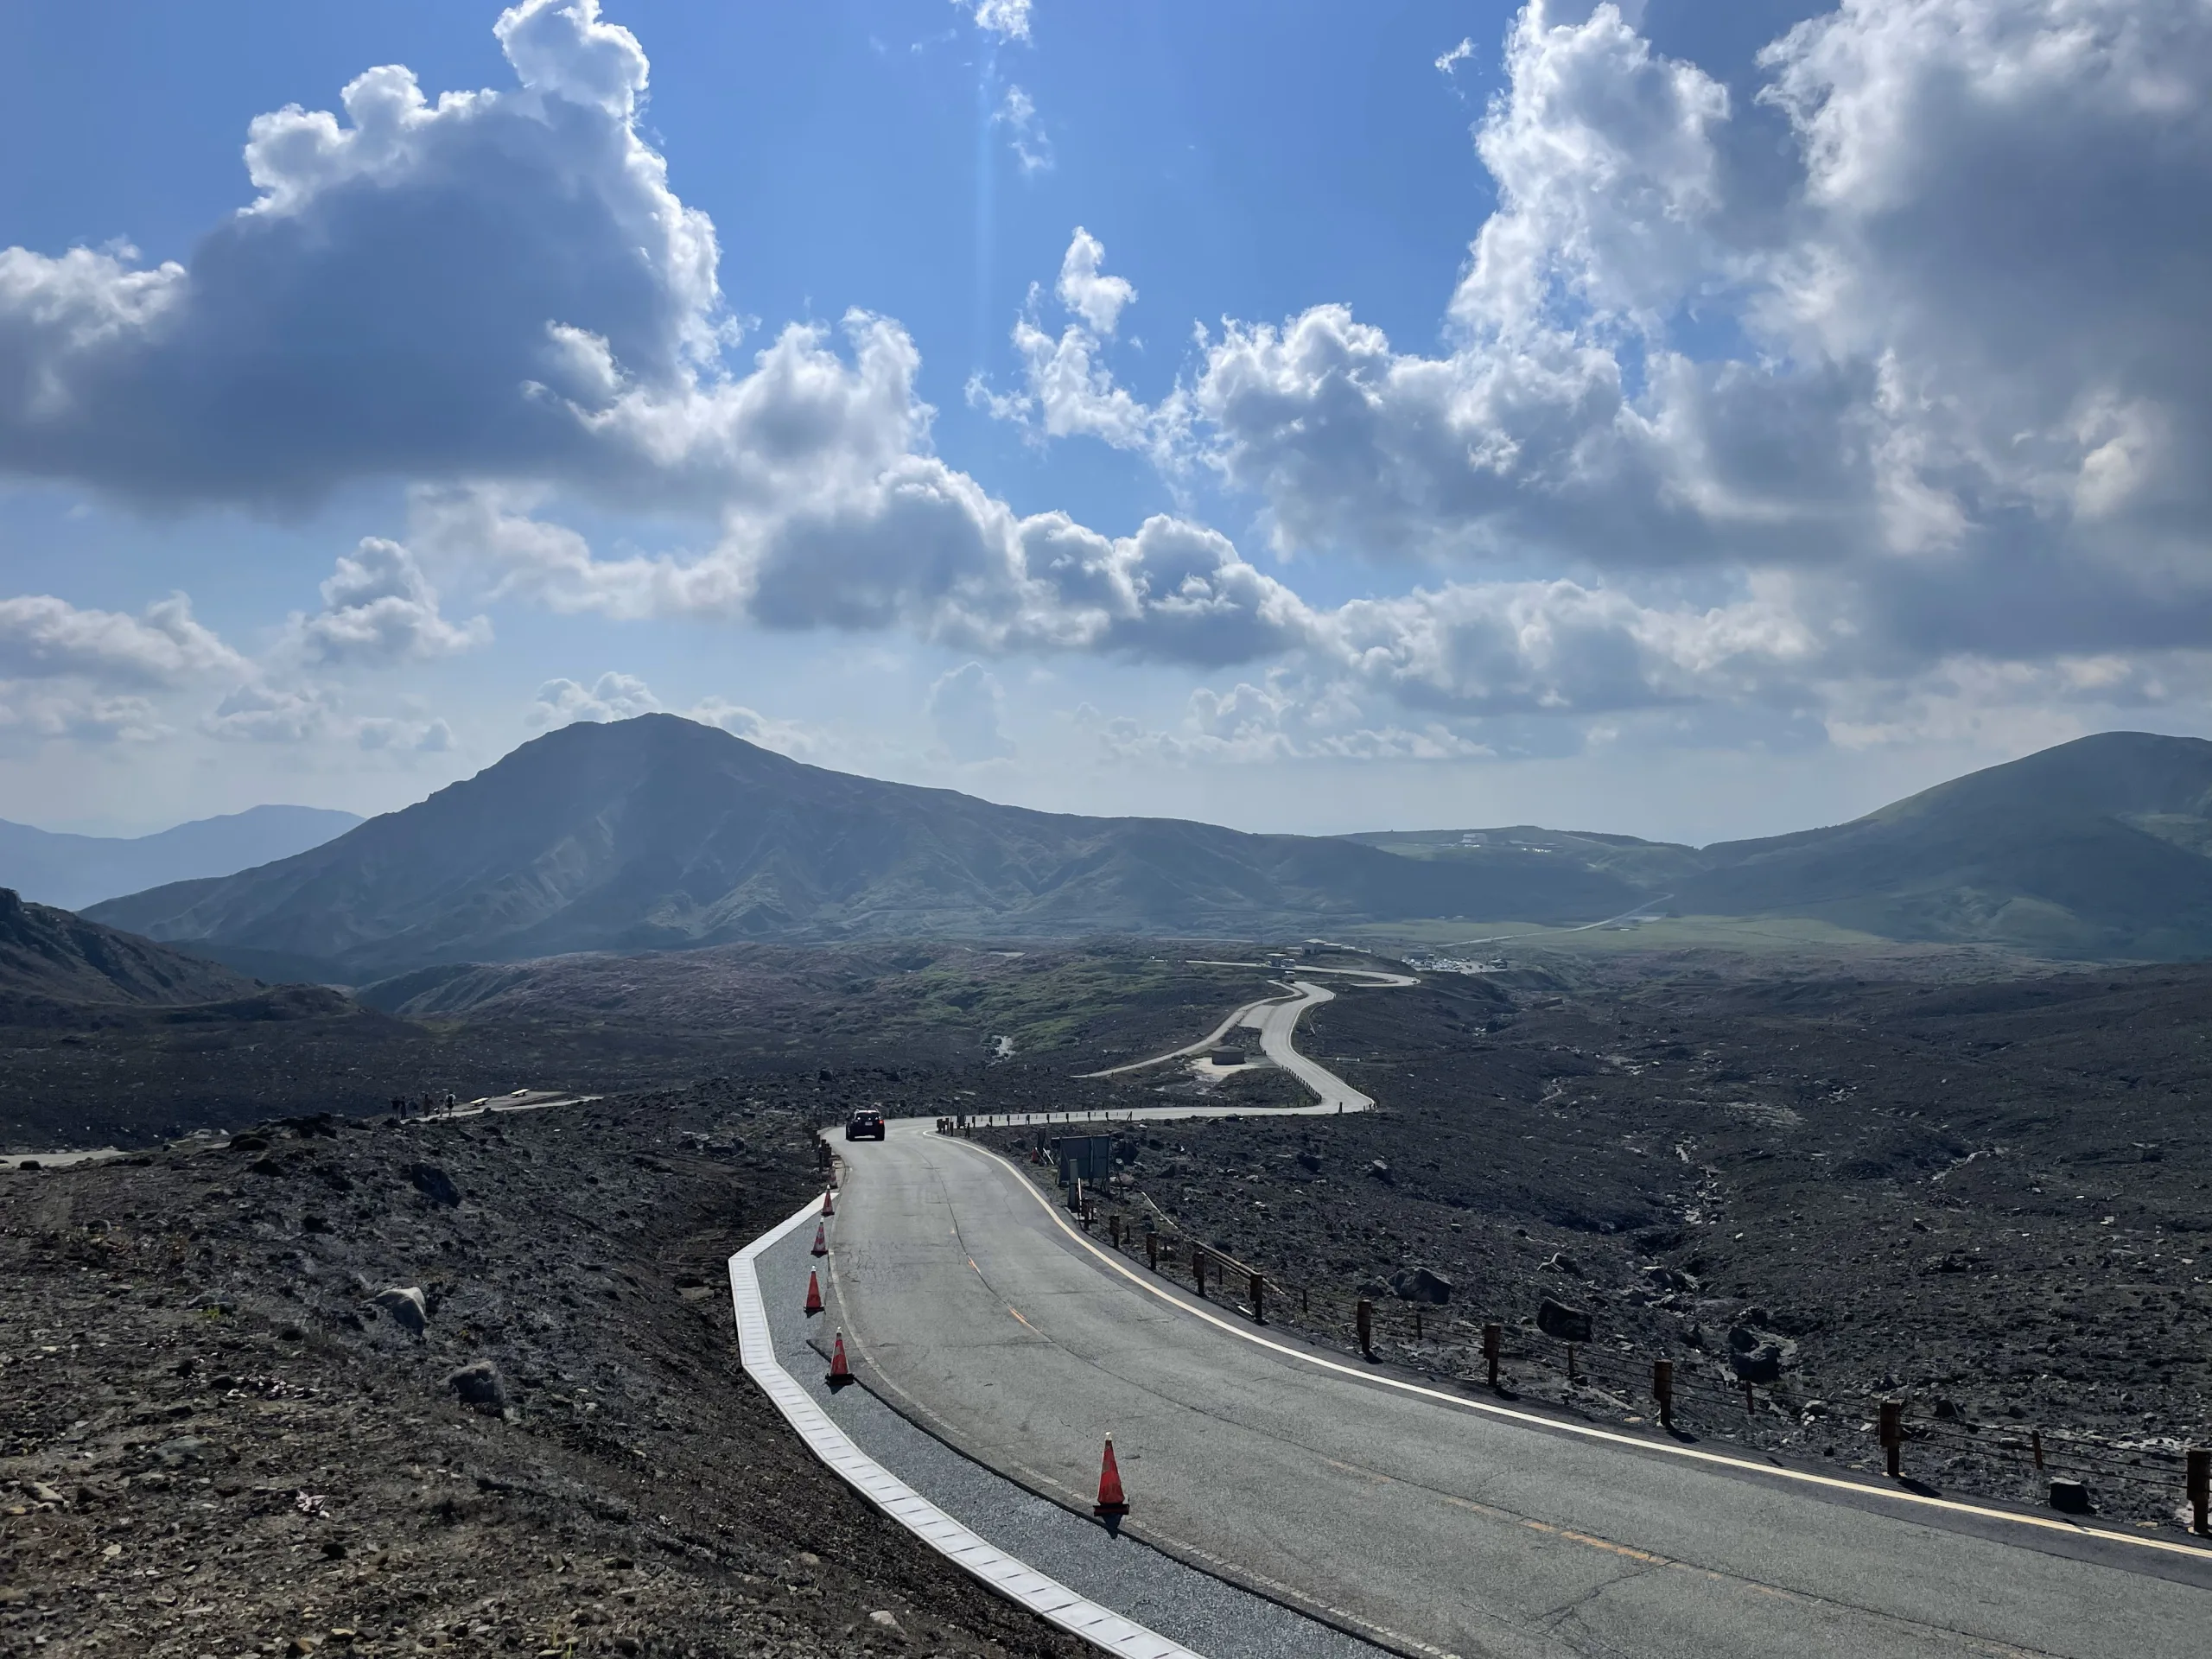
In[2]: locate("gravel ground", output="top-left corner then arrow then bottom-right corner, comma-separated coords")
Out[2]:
0,1077 -> 1090,1658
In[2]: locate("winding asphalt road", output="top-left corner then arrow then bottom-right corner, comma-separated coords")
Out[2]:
823,980 -> 2212,1657
1079,966 -> 1416,1114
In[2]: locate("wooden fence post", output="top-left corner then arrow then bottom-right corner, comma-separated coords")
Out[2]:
1357,1298 -> 1374,1360
1483,1322 -> 1502,1389
1653,1358 -> 1674,1429
1880,1399 -> 1904,1480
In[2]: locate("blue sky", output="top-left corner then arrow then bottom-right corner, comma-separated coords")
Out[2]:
3,0 -> 2209,842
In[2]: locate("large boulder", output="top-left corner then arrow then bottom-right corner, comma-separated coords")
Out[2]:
406,1163 -> 461,1206
1726,1322 -> 1796,1383
1389,1268 -> 1453,1306
1536,1299 -> 1593,1344
369,1286 -> 428,1334
445,1360 -> 509,1415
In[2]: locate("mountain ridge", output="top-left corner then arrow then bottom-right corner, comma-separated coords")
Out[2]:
0,887 -> 264,1020
86,715 -> 1642,979
0,804 -> 362,912
82,723 -> 2212,972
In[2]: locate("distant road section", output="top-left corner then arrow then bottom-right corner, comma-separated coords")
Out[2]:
1079,963 -> 1414,1115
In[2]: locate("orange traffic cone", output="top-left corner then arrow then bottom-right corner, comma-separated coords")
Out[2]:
1092,1435 -> 1129,1518
822,1186 -> 836,1217
810,1221 -> 828,1257
827,1332 -> 852,1386
804,1270 -> 823,1314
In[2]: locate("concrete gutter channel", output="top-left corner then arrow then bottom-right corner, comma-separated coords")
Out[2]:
728,1189 -> 1388,1659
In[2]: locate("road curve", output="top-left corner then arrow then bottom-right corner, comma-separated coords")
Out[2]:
1079,964 -> 1414,1116
825,1123 -> 2212,1659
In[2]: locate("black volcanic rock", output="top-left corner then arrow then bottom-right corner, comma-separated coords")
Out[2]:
86,715 -> 1639,979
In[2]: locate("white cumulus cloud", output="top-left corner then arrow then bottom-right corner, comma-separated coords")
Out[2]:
289,537 -> 491,665
12,0 -> 2211,766
998,86 -> 1053,175
0,594 -> 244,687
959,0 -> 1033,43
925,662 -> 1016,763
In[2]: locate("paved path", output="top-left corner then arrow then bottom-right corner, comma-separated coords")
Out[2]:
752,1198 -> 1382,1658
1079,965 -> 1414,1115
826,1122 -> 2212,1658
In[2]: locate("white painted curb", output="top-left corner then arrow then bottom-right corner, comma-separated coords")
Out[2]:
728,1192 -> 1204,1659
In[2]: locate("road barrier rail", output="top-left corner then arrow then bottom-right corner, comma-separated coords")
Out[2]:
1043,1170 -> 2211,1535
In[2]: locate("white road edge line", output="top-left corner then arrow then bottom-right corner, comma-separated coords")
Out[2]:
727,1193 -> 1207,1659
952,1135 -> 2212,1566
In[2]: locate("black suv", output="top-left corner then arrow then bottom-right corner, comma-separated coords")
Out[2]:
844,1109 -> 887,1141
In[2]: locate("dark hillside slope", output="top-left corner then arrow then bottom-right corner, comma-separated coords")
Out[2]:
0,887 -> 259,1014
89,715 -> 1639,979
1680,732 -> 2212,956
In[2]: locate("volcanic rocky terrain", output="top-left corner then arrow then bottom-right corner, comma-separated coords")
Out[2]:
0,1076 -> 1090,1658
988,957 -> 2212,1531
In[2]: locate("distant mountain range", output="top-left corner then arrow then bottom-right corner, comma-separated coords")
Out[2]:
85,715 -> 1637,982
1349,731 -> 2212,958
0,805 -> 361,912
78,720 -> 2212,975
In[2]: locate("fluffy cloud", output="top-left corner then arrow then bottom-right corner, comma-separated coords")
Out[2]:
1089,675 -> 1496,766
959,0 -> 1033,43
0,687 -> 167,747
14,0 -> 2209,766
0,594 -> 243,686
200,679 -> 334,743
480,479 -> 1309,669
1056,229 -> 1132,337
925,663 -> 1015,763
289,537 -> 490,665
0,0 -> 715,505
0,593 -> 241,748
0,576 -> 468,752
998,86 -> 1053,175
525,671 -> 823,760
969,230 -> 1188,463
358,714 -> 454,753
1192,0 -> 2212,671
198,677 -> 453,752
527,671 -> 660,727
